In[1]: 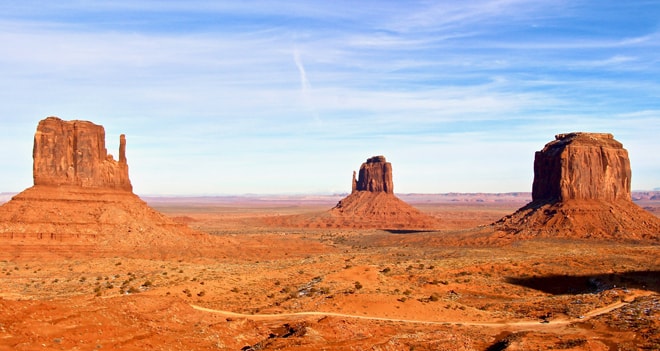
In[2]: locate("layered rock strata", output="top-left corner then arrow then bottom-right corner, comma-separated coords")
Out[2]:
353,155 -> 394,194
531,132 -> 630,202
266,156 -> 439,229
0,116 -> 206,256
33,117 -> 132,191
495,132 -> 659,240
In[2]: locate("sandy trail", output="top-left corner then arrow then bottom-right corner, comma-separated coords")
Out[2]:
190,298 -> 632,328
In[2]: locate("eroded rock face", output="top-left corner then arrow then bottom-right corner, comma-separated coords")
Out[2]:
33,117 -> 132,191
532,132 -> 631,203
494,132 -> 660,240
353,156 -> 393,194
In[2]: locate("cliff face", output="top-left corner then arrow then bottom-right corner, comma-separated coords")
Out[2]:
0,116 -> 207,251
266,155 -> 439,229
495,132 -> 659,240
32,117 -> 132,191
354,156 -> 394,194
532,132 -> 631,203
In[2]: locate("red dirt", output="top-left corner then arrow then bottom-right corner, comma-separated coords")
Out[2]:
262,191 -> 441,229
1,197 -> 658,350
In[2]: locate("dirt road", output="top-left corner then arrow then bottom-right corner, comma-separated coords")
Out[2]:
191,298 -> 632,328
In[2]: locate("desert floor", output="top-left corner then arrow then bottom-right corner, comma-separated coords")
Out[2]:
0,197 -> 658,350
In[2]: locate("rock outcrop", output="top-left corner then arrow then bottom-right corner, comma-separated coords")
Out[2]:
495,132 -> 660,240
532,133 -> 630,202
33,116 -> 132,191
265,156 -> 439,229
353,156 -> 393,194
0,116 -> 207,256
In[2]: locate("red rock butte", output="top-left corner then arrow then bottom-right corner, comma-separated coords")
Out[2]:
0,116 -> 206,257
33,117 -> 132,191
265,156 -> 440,229
352,155 -> 394,194
495,132 -> 660,240
532,132 -> 631,202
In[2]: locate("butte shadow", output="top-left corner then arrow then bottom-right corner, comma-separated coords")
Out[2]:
506,270 -> 660,295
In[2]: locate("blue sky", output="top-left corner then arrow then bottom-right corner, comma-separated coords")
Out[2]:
1,1 -> 658,195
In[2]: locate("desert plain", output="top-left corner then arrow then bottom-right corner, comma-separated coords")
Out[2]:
0,193 -> 658,351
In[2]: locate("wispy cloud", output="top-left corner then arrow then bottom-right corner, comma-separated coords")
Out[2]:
293,48 -> 311,94
1,1 -> 659,193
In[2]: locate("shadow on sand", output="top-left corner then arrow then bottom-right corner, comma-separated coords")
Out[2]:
382,229 -> 436,234
506,270 -> 660,295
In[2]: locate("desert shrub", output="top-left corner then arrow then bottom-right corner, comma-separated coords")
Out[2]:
380,267 -> 391,274
141,280 -> 153,288
354,281 -> 363,290
429,293 -> 440,302
197,291 -> 205,297
127,286 -> 140,294
555,338 -> 587,349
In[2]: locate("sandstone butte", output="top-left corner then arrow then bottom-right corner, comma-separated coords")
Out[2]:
494,132 -> 660,240
0,116 -> 207,257
265,156 -> 440,229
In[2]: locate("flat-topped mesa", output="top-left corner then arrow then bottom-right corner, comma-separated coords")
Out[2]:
532,132 -> 631,203
353,155 -> 394,194
32,116 -> 132,191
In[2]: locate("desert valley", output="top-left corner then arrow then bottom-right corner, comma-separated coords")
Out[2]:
0,117 -> 658,351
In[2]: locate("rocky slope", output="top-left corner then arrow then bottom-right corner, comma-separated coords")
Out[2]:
265,156 -> 440,229
0,116 -> 207,257
495,132 -> 660,240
